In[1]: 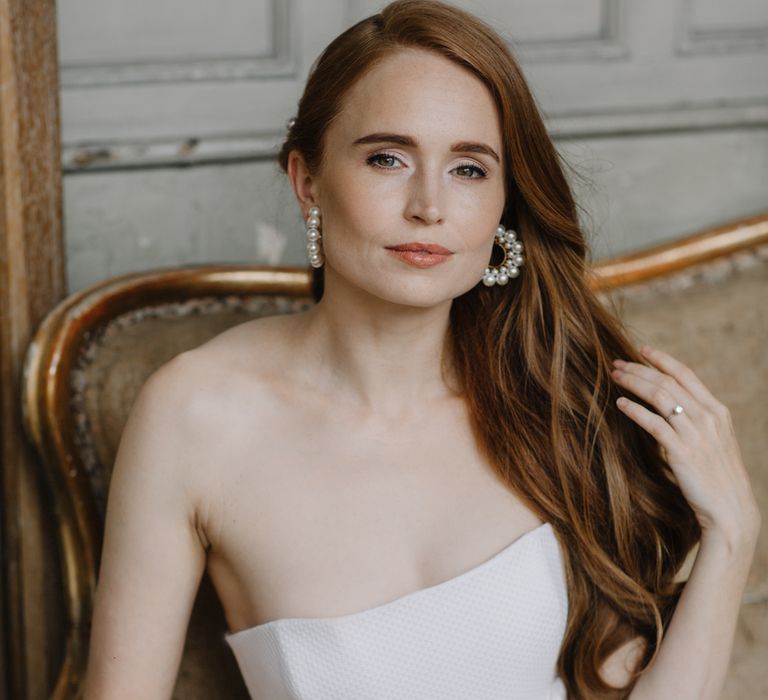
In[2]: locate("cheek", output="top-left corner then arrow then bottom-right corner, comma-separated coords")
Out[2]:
321,172 -> 395,246
452,179 -> 506,244
460,204 -> 504,255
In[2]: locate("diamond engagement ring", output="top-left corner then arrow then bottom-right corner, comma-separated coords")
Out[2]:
665,404 -> 684,421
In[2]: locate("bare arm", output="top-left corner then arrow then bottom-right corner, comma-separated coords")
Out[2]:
627,525 -> 759,700
82,353 -> 209,699
608,344 -> 761,699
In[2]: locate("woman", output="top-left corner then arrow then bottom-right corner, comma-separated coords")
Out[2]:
82,1 -> 761,698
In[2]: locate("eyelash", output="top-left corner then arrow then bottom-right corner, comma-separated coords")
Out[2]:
366,151 -> 488,179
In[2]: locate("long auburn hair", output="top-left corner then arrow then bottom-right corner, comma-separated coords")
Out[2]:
277,1 -> 700,697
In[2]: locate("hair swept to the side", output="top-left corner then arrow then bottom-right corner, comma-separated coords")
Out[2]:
277,1 -> 700,697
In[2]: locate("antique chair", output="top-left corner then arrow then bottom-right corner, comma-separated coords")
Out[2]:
21,213 -> 768,699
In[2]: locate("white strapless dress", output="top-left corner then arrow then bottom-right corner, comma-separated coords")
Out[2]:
224,521 -> 569,699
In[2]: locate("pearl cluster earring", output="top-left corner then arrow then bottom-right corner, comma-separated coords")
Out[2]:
482,225 -> 524,286
305,205 -> 323,268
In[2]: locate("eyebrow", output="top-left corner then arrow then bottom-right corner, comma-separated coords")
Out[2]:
352,132 -> 500,164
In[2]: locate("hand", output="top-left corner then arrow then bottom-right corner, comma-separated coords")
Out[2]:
611,344 -> 761,549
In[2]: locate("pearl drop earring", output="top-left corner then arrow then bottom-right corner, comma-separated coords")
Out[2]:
305,205 -> 323,268
482,225 -> 525,286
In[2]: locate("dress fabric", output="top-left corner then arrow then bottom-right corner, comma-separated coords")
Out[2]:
224,521 -> 569,700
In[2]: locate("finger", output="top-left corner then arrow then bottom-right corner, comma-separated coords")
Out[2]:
611,360 -> 704,421
638,345 -> 723,413
616,396 -> 684,451
611,368 -> 697,433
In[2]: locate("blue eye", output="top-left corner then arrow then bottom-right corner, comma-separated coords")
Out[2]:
366,153 -> 401,169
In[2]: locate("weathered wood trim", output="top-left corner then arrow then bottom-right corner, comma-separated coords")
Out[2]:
0,0 -> 66,698
60,100 -> 768,173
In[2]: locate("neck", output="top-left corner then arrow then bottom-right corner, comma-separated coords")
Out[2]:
293,268 -> 461,417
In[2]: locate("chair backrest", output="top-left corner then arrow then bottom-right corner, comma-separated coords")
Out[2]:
22,266 -> 313,698
21,215 -> 768,699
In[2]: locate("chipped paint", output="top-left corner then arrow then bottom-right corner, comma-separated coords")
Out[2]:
254,221 -> 288,266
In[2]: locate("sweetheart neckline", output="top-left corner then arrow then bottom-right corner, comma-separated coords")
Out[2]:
225,521 -> 555,641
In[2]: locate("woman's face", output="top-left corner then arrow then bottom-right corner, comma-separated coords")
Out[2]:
290,47 -> 507,307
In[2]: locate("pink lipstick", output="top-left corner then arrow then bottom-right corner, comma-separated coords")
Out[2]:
385,242 -> 453,268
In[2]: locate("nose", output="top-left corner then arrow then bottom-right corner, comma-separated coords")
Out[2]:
404,168 -> 444,225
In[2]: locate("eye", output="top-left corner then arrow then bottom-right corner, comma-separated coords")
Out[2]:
454,162 -> 487,179
366,152 -> 403,169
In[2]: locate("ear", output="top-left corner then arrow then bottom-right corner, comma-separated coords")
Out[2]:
286,149 -> 320,219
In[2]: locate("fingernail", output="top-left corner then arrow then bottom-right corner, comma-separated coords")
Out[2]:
613,359 -> 625,367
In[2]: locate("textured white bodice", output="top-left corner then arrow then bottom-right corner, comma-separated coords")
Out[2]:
224,521 -> 568,699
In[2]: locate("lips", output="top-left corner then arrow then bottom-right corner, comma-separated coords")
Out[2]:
385,242 -> 453,255
385,242 -> 454,268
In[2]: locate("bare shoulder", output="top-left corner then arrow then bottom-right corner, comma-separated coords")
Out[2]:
130,310 -> 307,513
83,313 -> 307,697
175,311 -> 305,385
140,311 -> 304,421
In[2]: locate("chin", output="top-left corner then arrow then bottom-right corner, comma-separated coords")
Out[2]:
361,276 -> 478,308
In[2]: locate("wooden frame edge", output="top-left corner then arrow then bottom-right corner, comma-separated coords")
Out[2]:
590,211 -> 768,291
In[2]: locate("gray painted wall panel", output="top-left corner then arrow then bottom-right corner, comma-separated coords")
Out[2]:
690,0 -> 768,31
59,0 -> 273,64
564,128 -> 768,259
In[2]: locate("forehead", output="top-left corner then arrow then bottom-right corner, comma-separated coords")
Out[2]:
329,47 -> 502,148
